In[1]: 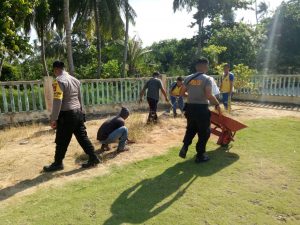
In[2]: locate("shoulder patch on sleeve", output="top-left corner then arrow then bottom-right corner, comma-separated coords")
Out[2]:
52,80 -> 63,100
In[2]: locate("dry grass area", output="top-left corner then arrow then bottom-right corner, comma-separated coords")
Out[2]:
0,104 -> 299,207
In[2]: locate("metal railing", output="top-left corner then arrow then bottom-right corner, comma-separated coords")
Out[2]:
0,80 -> 45,114
79,78 -> 149,107
241,75 -> 300,97
166,75 -> 300,97
1,75 -> 299,114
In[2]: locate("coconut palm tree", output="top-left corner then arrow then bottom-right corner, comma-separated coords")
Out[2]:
257,1 -> 269,22
127,37 -> 150,76
24,0 -> 51,77
63,0 -> 75,75
120,0 -> 137,78
75,0 -> 123,78
45,30 -> 66,59
75,0 -> 136,78
47,0 -> 79,75
173,0 -> 251,54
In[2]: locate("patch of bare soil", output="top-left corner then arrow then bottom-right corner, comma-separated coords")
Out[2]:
0,105 -> 299,207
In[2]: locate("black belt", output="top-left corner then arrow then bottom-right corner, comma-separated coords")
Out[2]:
60,108 -> 81,115
186,103 -> 209,109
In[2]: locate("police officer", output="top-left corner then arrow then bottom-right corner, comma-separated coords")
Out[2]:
43,61 -> 100,172
179,58 -> 221,163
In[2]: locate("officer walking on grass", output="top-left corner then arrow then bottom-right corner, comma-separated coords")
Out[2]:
179,58 -> 221,163
43,61 -> 100,172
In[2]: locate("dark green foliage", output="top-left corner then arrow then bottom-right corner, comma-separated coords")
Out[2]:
257,0 -> 300,73
0,63 -> 21,81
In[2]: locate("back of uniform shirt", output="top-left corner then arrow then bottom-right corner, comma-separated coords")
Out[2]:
144,78 -> 163,100
184,73 -> 212,104
57,73 -> 82,111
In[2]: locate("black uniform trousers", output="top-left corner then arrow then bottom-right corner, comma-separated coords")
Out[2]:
54,109 -> 96,164
147,97 -> 158,122
183,104 -> 211,156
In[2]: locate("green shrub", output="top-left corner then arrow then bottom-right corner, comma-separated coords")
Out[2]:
102,59 -> 121,78
0,63 -> 21,81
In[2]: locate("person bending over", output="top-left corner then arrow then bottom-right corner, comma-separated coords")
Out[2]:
97,107 -> 130,153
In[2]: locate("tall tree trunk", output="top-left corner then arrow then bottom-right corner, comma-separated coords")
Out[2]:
40,27 -> 49,77
94,0 -> 102,78
122,0 -> 130,78
255,0 -> 258,24
64,0 -> 75,75
196,1 -> 203,56
0,57 -> 4,78
197,19 -> 204,56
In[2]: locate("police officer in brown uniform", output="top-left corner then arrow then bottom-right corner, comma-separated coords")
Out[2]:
179,58 -> 221,163
43,61 -> 100,172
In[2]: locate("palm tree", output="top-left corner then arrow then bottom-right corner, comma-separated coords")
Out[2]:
127,37 -> 150,76
120,0 -> 137,78
64,0 -> 75,75
45,30 -> 66,59
75,0 -> 136,78
94,0 -> 102,78
75,0 -> 122,78
24,0 -> 51,77
173,0 -> 251,54
255,1 -> 269,23
173,0 -> 204,54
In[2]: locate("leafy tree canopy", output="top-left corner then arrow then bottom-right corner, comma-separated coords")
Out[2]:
0,0 -> 36,56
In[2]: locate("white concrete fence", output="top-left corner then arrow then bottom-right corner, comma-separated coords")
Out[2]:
0,75 -> 299,125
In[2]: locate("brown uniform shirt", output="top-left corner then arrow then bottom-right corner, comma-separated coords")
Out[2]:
50,71 -> 82,121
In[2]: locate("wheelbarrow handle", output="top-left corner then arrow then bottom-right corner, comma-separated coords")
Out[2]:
215,104 -> 222,116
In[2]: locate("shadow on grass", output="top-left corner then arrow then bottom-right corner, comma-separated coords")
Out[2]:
0,168 -> 85,202
75,145 -> 132,164
104,147 -> 239,225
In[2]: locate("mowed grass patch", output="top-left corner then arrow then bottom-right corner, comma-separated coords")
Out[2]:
0,118 -> 299,225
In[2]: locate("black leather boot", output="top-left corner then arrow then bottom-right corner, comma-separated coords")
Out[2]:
179,145 -> 188,159
43,162 -> 64,172
195,154 -> 210,163
81,156 -> 101,168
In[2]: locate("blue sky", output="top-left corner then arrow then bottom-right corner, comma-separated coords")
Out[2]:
129,0 -> 284,46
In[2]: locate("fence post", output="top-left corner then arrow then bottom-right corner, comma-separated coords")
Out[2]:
161,74 -> 167,103
43,76 -> 53,112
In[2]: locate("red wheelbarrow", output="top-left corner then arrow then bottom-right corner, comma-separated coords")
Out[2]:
210,111 -> 247,147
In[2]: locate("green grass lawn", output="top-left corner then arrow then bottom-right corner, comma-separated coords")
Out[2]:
0,118 -> 299,225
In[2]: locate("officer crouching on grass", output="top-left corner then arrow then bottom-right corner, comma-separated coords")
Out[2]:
179,58 -> 221,163
43,61 -> 100,172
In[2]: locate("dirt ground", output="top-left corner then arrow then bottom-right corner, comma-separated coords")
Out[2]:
0,104 -> 299,207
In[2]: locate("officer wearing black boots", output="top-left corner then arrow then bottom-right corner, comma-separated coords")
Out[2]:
179,58 -> 221,163
43,61 -> 100,172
